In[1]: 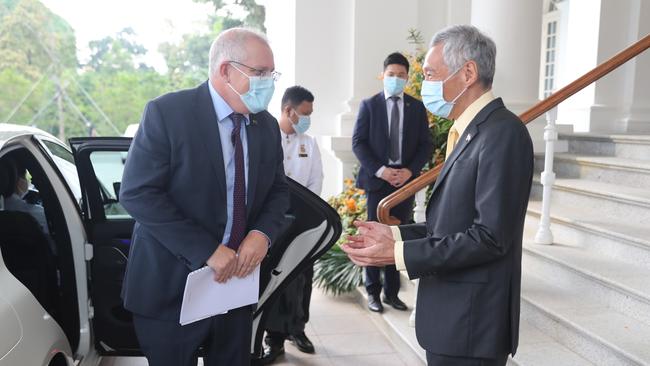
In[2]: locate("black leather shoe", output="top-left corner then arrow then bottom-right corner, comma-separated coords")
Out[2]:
259,343 -> 285,365
368,294 -> 384,313
288,332 -> 315,354
383,295 -> 408,311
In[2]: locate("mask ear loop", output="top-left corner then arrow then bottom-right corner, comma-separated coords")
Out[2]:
443,64 -> 469,103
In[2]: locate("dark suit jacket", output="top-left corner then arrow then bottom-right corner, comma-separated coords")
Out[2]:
398,98 -> 533,359
119,81 -> 289,320
352,92 -> 432,192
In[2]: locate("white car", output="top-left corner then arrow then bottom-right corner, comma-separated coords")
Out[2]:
0,123 -> 340,366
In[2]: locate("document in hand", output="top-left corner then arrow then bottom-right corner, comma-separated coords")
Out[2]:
179,265 -> 260,325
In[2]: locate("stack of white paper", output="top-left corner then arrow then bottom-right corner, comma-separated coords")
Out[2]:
179,265 -> 260,325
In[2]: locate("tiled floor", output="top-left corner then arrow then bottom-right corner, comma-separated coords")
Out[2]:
99,289 -> 411,366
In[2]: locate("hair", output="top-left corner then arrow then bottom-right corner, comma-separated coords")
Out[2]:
430,25 -> 496,88
208,28 -> 269,78
281,85 -> 315,110
383,52 -> 410,73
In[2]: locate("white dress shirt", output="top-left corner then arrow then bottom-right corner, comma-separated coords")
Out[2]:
375,91 -> 404,178
281,130 -> 324,195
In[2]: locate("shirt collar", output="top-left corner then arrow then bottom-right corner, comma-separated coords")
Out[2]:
208,80 -> 250,125
384,91 -> 404,100
451,90 -> 495,137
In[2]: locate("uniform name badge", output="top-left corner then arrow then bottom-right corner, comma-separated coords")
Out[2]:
299,144 -> 308,157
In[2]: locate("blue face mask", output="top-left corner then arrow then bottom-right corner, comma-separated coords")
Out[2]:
229,64 -> 275,114
293,114 -> 311,134
420,67 -> 467,118
383,76 -> 407,96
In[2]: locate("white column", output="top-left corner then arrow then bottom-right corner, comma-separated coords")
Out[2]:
590,0 -> 638,133
263,0 -> 352,199
624,0 -> 650,133
470,0 -> 567,153
557,0 -> 647,134
471,0 -> 543,115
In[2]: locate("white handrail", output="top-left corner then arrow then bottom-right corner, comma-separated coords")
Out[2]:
409,188 -> 427,326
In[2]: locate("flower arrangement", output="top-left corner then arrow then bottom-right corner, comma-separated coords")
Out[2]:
313,178 -> 366,295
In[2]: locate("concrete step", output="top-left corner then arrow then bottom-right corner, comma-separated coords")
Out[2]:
526,200 -> 650,268
531,178 -> 650,225
353,276 -> 426,365
522,228 -> 650,326
355,273 -> 597,366
508,320 -> 595,366
560,133 -> 650,161
534,153 -> 650,190
520,274 -> 650,365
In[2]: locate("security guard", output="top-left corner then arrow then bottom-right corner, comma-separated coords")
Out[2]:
261,86 -> 323,364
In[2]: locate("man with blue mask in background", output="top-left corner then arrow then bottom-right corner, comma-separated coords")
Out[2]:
260,85 -> 323,364
120,28 -> 289,366
352,52 -> 432,314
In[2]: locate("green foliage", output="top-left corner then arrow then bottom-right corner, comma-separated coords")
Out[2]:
313,244 -> 363,296
0,0 -> 266,139
193,0 -> 266,32
86,28 -> 148,73
159,32 -> 213,89
0,0 -> 77,78
314,178 -> 366,295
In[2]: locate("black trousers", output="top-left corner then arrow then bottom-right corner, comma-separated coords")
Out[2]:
133,305 -> 253,366
365,182 -> 414,298
426,352 -> 509,366
265,265 -> 313,343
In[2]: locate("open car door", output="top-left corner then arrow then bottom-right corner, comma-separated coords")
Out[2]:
69,137 -> 139,355
69,137 -> 342,359
251,179 -> 341,358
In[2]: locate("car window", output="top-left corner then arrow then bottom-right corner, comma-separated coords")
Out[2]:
89,151 -> 131,220
40,140 -> 82,203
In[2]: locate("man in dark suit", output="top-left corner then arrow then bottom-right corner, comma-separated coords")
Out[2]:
343,25 -> 534,366
119,28 -> 289,366
352,52 -> 433,313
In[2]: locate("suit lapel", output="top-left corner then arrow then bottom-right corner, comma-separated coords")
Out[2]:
195,82 -> 227,199
245,114 -> 261,217
430,98 -> 505,195
376,93 -> 390,153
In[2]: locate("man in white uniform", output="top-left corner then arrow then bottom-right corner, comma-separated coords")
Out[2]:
261,86 -> 323,364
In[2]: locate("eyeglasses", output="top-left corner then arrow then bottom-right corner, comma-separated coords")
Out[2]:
228,60 -> 281,81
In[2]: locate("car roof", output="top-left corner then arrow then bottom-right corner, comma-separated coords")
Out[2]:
0,123 -> 62,150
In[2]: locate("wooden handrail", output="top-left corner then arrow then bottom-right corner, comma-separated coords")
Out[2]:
377,34 -> 650,225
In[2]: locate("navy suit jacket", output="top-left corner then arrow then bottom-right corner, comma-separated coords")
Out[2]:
120,81 -> 289,320
352,92 -> 432,192
399,98 -> 533,359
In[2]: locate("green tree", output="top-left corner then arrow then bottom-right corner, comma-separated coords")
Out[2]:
86,27 -> 148,73
69,70 -> 170,136
0,0 -> 77,79
193,0 -> 266,32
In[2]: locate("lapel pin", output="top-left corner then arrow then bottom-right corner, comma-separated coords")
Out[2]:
466,134 -> 472,142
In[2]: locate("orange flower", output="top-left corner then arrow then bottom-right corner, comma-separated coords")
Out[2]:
345,198 -> 357,212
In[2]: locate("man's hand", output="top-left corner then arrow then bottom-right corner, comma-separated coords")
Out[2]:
341,220 -> 397,266
207,244 -> 237,283
381,167 -> 400,186
393,168 -> 412,187
235,231 -> 269,278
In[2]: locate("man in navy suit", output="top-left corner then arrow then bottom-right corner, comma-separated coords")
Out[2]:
119,28 -> 289,366
352,52 -> 432,313
344,25 -> 534,366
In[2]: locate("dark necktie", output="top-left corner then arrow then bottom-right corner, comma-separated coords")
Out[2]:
389,96 -> 400,162
227,113 -> 247,251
